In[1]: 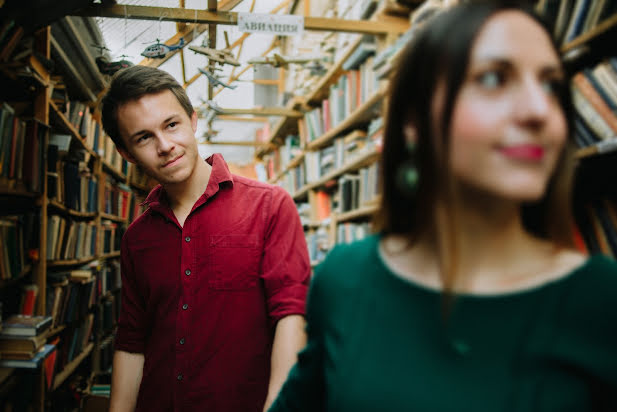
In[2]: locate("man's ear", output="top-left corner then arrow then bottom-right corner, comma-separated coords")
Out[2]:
191,111 -> 198,133
117,146 -> 137,164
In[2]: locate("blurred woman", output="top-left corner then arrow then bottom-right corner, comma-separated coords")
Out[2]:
269,2 -> 617,411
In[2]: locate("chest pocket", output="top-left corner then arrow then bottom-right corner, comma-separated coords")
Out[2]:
208,235 -> 260,290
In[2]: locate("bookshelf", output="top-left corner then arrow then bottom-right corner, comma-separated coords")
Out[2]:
0,15 -> 146,410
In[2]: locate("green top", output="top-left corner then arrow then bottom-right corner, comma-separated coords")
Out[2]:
270,235 -> 617,411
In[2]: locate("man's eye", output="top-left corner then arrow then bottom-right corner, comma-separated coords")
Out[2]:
477,70 -> 505,89
137,134 -> 150,142
168,122 -> 178,129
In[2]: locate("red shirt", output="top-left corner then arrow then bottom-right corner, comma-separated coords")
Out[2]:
115,154 -> 310,412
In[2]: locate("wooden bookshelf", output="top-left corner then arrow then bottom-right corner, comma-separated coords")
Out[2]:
255,97 -> 304,159
100,213 -> 127,224
100,251 -> 121,260
336,204 -> 379,223
47,256 -> 96,268
306,87 -> 386,151
129,181 -> 151,194
0,265 -> 32,289
293,147 -> 380,200
576,139 -> 617,159
268,152 -> 305,184
48,199 -> 97,219
102,160 -> 127,182
49,101 -> 97,159
306,36 -> 363,105
0,186 -> 39,197
52,343 -> 94,391
561,13 -> 617,53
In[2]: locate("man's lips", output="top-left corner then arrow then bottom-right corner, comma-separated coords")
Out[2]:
498,144 -> 545,161
163,154 -> 183,167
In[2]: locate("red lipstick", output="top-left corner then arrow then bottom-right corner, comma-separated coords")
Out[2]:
499,145 -> 545,161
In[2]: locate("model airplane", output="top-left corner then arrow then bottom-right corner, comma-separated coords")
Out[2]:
188,32 -> 240,67
198,128 -> 221,143
92,44 -> 133,75
198,67 -> 237,90
141,38 -> 186,59
247,53 -> 330,68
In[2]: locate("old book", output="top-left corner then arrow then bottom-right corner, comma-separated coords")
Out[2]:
1,315 -> 52,337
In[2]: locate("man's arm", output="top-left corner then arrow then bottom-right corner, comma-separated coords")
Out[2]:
109,350 -> 145,412
263,314 -> 307,411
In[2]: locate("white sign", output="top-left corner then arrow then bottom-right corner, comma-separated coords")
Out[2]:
238,13 -> 304,36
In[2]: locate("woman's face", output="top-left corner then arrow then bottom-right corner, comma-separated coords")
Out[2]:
444,10 -> 567,202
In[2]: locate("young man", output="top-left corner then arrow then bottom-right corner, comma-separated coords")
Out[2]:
101,65 -> 310,412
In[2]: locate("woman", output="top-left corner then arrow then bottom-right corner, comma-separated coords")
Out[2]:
269,2 -> 617,411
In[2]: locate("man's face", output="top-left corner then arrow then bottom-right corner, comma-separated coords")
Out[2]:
116,90 -> 200,186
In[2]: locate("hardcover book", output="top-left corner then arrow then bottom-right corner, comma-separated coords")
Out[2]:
1,314 -> 52,337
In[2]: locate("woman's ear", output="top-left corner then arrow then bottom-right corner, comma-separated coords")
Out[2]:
404,123 -> 418,144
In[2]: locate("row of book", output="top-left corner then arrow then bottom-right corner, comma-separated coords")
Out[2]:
100,220 -> 125,255
539,0 -> 617,46
572,58 -> 617,149
576,198 -> 617,258
0,214 -> 38,280
103,177 -> 132,219
46,271 -> 97,329
336,221 -> 371,245
300,60 -> 381,144
0,104 -> 46,192
46,216 -> 98,261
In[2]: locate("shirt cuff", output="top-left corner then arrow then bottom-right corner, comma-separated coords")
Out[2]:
268,283 -> 308,326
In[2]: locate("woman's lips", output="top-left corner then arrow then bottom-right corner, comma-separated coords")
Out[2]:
498,145 -> 545,161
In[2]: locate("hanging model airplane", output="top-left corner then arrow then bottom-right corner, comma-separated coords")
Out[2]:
188,32 -> 240,67
198,67 -> 237,90
141,38 -> 186,59
247,53 -> 330,68
91,44 -> 133,75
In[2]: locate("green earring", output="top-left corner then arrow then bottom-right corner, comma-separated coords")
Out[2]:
396,141 -> 419,196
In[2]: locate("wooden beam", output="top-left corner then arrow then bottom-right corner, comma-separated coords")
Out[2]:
75,5 -> 409,34
138,0 -> 243,68
50,36 -> 97,102
208,0 -> 218,100
213,107 -> 302,116
201,140 -> 269,146
177,0 -> 187,83
217,115 -> 268,122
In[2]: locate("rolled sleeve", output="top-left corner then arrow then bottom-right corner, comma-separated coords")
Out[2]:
261,187 -> 311,324
114,234 -> 148,353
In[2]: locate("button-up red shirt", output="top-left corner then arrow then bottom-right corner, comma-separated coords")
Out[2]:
115,154 -> 310,412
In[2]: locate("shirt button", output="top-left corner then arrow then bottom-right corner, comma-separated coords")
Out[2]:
180,338 -> 185,345
185,236 -> 191,242
182,304 -> 188,310
185,269 -> 191,276
177,373 -> 183,381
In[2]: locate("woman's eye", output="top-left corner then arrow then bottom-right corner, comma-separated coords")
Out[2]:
541,78 -> 564,95
477,71 -> 505,89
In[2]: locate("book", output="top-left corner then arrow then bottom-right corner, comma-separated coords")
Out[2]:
1,315 -> 52,337
0,332 -> 47,355
0,344 -> 55,369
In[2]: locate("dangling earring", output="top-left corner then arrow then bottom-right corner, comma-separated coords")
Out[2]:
396,140 -> 419,197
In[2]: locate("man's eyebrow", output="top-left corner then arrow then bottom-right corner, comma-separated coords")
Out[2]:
129,115 -> 181,140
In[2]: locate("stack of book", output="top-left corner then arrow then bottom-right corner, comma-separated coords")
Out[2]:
0,315 -> 54,368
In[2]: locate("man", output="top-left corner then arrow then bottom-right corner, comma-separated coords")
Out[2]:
101,65 -> 310,412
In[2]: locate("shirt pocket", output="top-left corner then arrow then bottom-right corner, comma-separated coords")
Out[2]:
208,234 -> 260,290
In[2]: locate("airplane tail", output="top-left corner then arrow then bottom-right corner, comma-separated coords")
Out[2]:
273,54 -> 287,67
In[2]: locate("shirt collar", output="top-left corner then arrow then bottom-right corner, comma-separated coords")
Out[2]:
141,153 -> 234,208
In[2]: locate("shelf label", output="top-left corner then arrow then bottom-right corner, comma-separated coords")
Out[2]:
238,13 -> 304,36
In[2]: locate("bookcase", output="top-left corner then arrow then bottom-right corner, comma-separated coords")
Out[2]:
0,17 -> 154,411
260,0 -> 617,266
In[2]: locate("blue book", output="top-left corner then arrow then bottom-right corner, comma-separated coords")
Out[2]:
0,344 -> 56,369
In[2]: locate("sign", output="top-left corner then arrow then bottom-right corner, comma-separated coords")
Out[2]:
238,13 -> 304,36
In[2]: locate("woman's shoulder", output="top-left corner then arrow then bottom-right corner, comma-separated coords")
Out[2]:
311,235 -> 381,291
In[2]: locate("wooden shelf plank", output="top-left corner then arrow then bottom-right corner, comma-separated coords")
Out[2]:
293,148 -> 380,200
52,343 -> 94,391
49,102 -> 97,159
306,87 -> 386,151
47,256 -> 96,268
268,153 -> 305,184
336,204 -> 379,223
561,13 -> 617,53
100,251 -> 121,260
48,199 -> 97,219
100,213 -> 128,224
575,138 -> 617,159
102,161 -> 127,182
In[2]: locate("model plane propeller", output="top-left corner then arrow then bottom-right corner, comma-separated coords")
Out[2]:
141,38 -> 186,59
